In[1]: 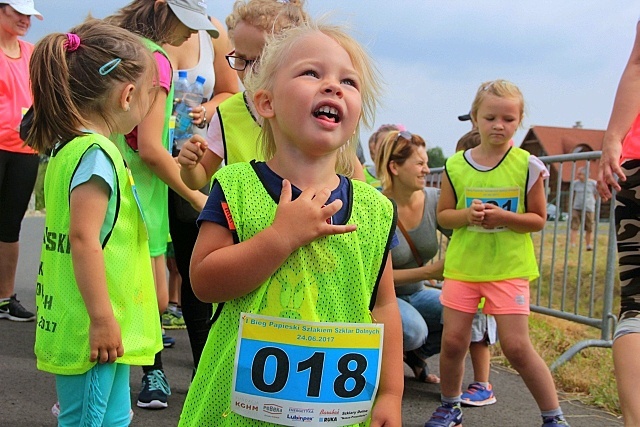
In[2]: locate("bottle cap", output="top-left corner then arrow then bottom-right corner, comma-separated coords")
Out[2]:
178,70 -> 188,78
196,75 -> 206,84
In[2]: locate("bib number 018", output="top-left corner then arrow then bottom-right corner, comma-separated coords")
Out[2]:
252,347 -> 367,398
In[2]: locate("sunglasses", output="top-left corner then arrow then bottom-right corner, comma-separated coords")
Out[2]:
225,50 -> 258,71
390,130 -> 412,154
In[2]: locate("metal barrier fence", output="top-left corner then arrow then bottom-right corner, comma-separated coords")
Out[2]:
426,151 -> 617,371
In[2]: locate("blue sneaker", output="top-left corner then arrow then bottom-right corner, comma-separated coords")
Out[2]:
137,370 -> 171,409
424,403 -> 462,427
542,415 -> 570,426
162,330 -> 175,348
460,382 -> 497,407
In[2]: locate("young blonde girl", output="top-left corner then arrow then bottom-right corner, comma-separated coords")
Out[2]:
426,80 -> 569,427
27,19 -> 162,425
179,22 -> 403,427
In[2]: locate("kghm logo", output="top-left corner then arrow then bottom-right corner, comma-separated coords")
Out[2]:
235,401 -> 258,412
263,404 -> 283,415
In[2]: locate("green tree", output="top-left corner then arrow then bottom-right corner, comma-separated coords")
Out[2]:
427,147 -> 446,168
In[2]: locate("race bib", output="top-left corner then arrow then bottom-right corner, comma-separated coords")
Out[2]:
465,187 -> 520,233
232,313 -> 383,426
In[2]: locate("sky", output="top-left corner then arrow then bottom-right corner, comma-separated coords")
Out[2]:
23,1 -> 637,160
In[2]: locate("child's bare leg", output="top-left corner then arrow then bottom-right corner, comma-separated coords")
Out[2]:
495,314 -> 559,411
439,307 -> 475,398
613,333 -> 640,426
469,341 -> 491,383
152,255 -> 169,314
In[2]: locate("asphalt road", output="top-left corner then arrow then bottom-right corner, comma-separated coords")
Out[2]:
0,215 -> 623,426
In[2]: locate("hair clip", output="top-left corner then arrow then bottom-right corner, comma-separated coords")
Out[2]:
64,33 -> 81,52
276,0 -> 291,3
99,58 -> 122,76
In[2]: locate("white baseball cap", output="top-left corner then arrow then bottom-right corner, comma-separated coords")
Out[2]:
2,0 -> 43,20
166,0 -> 218,38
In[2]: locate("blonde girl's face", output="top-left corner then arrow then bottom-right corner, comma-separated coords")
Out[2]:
267,32 -> 362,157
232,21 -> 267,83
475,94 -> 521,147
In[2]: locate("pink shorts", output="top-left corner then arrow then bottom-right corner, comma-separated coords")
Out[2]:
440,278 -> 530,315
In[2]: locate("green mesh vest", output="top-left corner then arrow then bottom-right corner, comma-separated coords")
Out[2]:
113,38 -> 174,256
218,92 -> 262,165
179,162 -> 396,427
443,147 -> 540,282
35,134 -> 162,375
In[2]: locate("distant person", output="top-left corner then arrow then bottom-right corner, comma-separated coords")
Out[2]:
426,80 -> 569,427
27,19 -> 162,425
362,123 -> 401,189
179,22 -> 403,426
162,16 -> 238,368
0,0 -> 42,322
597,16 -> 640,427
106,0 -> 215,410
570,167 -> 597,250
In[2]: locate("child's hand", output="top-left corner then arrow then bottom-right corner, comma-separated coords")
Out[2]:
178,135 -> 208,170
481,202 -> 505,229
270,179 -> 357,252
89,316 -> 124,364
369,393 -> 402,427
467,199 -> 485,226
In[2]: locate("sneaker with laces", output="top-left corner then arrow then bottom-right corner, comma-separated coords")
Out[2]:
460,382 -> 497,407
0,294 -> 35,322
161,308 -> 186,330
542,415 -> 570,426
424,403 -> 462,427
137,370 -> 171,409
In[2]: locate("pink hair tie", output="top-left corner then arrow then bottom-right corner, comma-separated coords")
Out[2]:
64,33 -> 81,52
396,123 -> 407,132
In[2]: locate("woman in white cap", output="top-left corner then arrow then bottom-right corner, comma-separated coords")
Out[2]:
0,0 -> 42,323
105,0 -> 221,411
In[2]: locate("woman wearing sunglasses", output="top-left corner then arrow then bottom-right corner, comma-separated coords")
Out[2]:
374,130 -> 446,384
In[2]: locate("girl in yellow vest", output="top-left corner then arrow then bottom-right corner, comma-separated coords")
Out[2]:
426,80 -> 569,427
26,20 -> 163,426
179,22 -> 403,426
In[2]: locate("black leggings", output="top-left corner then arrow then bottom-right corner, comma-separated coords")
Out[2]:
168,188 -> 212,370
0,149 -> 38,242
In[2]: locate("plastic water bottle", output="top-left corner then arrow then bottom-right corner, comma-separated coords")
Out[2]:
174,75 -> 206,141
173,70 -> 189,105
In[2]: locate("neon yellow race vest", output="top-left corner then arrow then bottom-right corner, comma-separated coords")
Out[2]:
443,147 -> 540,282
113,38 -> 174,256
217,92 -> 262,165
35,134 -> 162,375
179,162 -> 396,427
